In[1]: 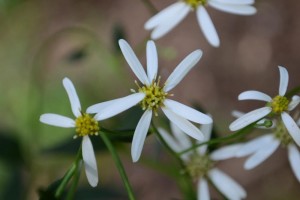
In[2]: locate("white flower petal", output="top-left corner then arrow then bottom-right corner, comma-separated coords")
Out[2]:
144,2 -> 187,30
146,40 -> 158,82
40,114 -> 75,128
118,39 -> 150,85
151,4 -> 190,40
210,144 -> 243,161
231,110 -> 245,118
244,139 -> 280,170
162,108 -> 204,141
197,178 -> 210,200
208,1 -> 257,15
278,66 -> 289,96
82,136 -> 98,187
209,168 -> 246,199
288,95 -> 300,111
164,99 -> 212,124
131,110 -> 152,162
212,0 -> 255,5
235,134 -> 274,157
229,107 -> 272,131
63,77 -> 82,117
164,50 -> 203,92
238,90 -> 272,102
197,123 -> 213,154
196,6 -> 220,47
171,122 -> 192,150
89,93 -> 145,120
288,144 -> 300,182
281,112 -> 300,147
158,127 -> 182,153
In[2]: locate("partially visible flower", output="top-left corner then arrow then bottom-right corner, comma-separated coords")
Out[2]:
88,39 -> 212,162
231,111 -> 300,182
160,122 -> 246,200
40,78 -> 103,187
229,66 -> 300,147
144,0 -> 256,47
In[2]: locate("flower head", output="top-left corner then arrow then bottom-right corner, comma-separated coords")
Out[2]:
40,78 -> 101,187
88,39 -> 212,162
159,122 -> 246,200
144,0 -> 257,47
229,66 -> 300,147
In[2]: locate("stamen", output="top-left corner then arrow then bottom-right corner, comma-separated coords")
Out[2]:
184,0 -> 207,9
75,113 -> 100,137
271,95 -> 289,114
274,120 -> 292,146
185,153 -> 214,180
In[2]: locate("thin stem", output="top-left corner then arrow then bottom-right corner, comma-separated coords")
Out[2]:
179,123 -> 254,155
66,160 -> 82,200
141,0 -> 158,14
99,131 -> 136,200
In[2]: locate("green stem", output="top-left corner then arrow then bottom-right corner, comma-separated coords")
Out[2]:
66,160 -> 82,200
179,123 -> 254,155
150,122 -> 197,200
55,147 -> 82,198
99,131 -> 136,200
141,0 -> 158,14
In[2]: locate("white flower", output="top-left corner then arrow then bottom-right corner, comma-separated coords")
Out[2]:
229,66 -> 300,147
87,39 -> 212,162
144,0 -> 257,47
40,78 -> 102,187
230,111 -> 300,182
159,122 -> 246,200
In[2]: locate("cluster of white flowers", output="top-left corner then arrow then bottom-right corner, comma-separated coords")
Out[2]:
38,0 -> 300,199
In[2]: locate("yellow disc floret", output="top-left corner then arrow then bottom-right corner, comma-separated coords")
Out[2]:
75,113 -> 99,137
184,0 -> 207,9
275,120 -> 292,146
137,77 -> 168,116
185,153 -> 214,180
271,95 -> 289,114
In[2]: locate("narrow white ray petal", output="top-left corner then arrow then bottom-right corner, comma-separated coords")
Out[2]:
40,114 -> 75,128
288,144 -> 300,182
281,112 -> 300,147
208,1 -> 257,15
164,50 -> 203,92
244,139 -> 280,170
198,123 -> 213,154
146,40 -> 158,82
171,122 -> 192,150
229,107 -> 272,131
197,178 -> 210,200
278,66 -> 289,96
162,107 -> 204,141
164,99 -> 213,124
82,136 -> 98,187
63,77 -> 82,117
209,168 -> 247,199
196,6 -> 220,47
118,39 -> 150,85
212,0 -> 255,5
131,110 -> 152,162
231,110 -> 245,118
89,93 -> 145,120
158,127 -> 183,153
151,4 -> 190,40
145,2 -> 187,30
238,90 -> 272,102
288,95 -> 300,111
235,134 -> 274,157
210,144 -> 243,161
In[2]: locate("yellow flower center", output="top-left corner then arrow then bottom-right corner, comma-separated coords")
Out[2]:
184,0 -> 207,8
274,120 -> 292,146
185,153 -> 214,180
75,113 -> 99,137
271,95 -> 289,114
137,77 -> 168,116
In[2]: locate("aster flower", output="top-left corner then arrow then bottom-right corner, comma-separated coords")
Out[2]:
144,0 -> 257,47
40,77 -> 101,187
87,39 -> 212,162
159,122 -> 246,200
231,111 -> 300,182
229,66 -> 300,147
